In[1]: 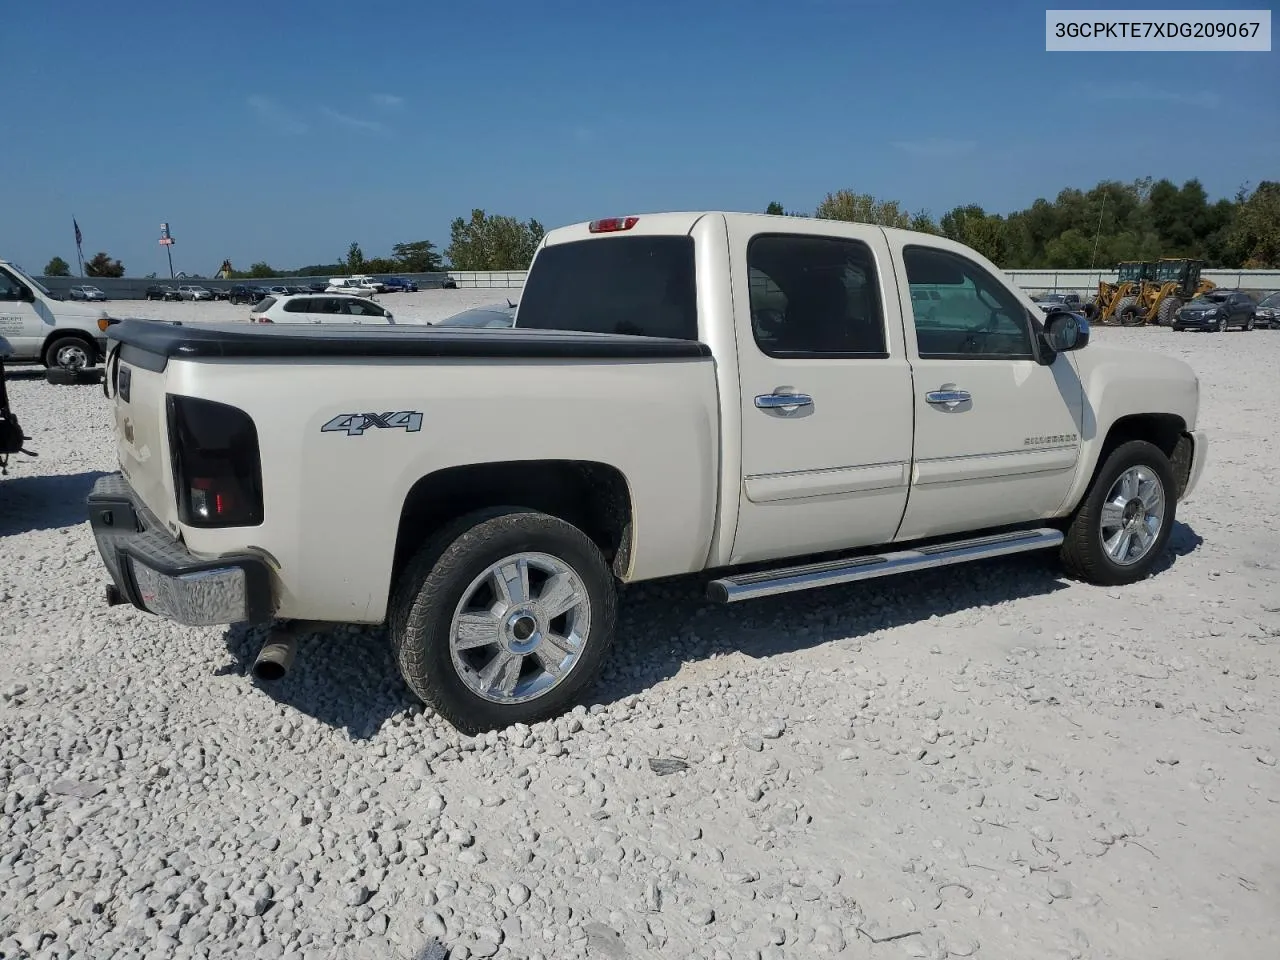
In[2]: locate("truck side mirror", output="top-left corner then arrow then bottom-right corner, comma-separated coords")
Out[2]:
1044,311 -> 1089,352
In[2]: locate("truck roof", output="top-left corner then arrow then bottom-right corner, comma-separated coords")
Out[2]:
540,211 -> 958,248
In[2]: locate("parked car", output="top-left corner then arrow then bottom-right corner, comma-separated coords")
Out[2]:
267,285 -> 293,297
144,285 -> 183,302
228,284 -> 264,305
67,284 -> 108,302
435,303 -> 517,328
440,275 -> 457,289
209,287 -> 231,301
325,277 -> 380,297
1032,292 -> 1084,314
1171,289 -> 1256,331
248,293 -> 395,325
178,285 -> 214,301
380,276 -> 418,293
1254,291 -> 1279,328
0,259 -> 117,370
89,211 -> 1207,734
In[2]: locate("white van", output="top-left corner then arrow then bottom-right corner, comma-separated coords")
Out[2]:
0,260 -> 116,370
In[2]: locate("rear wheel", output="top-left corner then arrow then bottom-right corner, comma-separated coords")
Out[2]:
1244,314 -> 1255,331
390,507 -> 618,733
1060,440 -> 1176,586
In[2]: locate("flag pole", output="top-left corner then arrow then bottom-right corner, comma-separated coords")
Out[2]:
74,218 -> 85,277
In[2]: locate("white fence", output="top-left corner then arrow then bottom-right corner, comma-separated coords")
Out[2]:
445,268 -> 1280,295
447,271 -> 529,289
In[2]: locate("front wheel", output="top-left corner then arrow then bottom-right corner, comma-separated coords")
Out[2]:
43,336 -> 96,371
1060,440 -> 1176,586
390,507 -> 618,733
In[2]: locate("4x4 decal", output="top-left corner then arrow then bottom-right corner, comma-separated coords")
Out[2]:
321,411 -> 423,436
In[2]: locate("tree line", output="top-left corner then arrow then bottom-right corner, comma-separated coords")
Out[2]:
768,177 -> 1279,269
40,179 -> 1280,279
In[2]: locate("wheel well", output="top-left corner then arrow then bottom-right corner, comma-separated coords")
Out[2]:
391,460 -> 634,589
1097,412 -> 1191,497
41,330 -> 98,364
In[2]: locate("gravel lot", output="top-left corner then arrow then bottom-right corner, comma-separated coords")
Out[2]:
2,326 -> 1278,960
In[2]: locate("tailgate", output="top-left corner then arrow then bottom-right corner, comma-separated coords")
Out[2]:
111,351 -> 179,531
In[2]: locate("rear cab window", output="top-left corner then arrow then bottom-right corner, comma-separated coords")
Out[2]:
516,236 -> 698,340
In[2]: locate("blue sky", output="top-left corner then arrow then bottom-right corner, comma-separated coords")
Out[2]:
4,0 -> 1276,275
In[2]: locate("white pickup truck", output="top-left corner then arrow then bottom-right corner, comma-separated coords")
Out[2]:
0,259 -> 118,370
87,212 -> 1208,732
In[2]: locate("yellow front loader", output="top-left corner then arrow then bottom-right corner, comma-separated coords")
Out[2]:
1116,259 -> 1216,326
1088,261 -> 1152,324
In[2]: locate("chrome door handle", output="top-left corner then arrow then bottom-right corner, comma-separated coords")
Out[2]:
925,389 -> 971,408
755,392 -> 813,411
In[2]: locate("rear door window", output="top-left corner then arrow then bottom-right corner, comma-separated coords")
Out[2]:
516,236 -> 698,339
283,298 -> 315,313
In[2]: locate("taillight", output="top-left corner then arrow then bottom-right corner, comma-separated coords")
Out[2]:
166,395 -> 264,527
588,216 -> 639,233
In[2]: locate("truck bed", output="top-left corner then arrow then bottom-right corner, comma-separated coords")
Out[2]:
107,319 -> 712,368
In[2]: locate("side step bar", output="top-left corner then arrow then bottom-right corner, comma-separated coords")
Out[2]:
706,527 -> 1064,604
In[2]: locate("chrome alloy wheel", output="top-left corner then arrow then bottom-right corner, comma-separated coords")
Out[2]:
1098,466 -> 1166,566
56,342 -> 90,370
448,552 -> 591,704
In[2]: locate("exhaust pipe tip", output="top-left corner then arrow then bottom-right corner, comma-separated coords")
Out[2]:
251,635 -> 298,683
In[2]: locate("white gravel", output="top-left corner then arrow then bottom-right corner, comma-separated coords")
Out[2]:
2,327 -> 1279,960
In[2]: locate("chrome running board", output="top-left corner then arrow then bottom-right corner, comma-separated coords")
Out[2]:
706,527 -> 1064,604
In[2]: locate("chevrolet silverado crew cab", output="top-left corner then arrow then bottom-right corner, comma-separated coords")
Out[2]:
0,259 -> 118,370
87,212 -> 1208,732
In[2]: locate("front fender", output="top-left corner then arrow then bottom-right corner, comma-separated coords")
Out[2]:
1057,344 -> 1200,512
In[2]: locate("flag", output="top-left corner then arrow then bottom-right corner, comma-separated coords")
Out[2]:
74,218 -> 83,249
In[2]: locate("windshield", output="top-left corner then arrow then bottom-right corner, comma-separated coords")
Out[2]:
4,262 -> 54,297
1260,292 -> 1280,308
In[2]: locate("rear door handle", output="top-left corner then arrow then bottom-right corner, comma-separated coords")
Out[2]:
925,389 -> 971,408
755,392 -> 813,411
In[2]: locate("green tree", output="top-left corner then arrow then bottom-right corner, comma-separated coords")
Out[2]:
1228,181 -> 1280,268
765,201 -> 785,215
446,209 -> 545,270
83,252 -> 124,278
813,190 -> 913,227
345,242 -> 365,273
43,256 -> 71,276
391,240 -> 443,273
247,261 -> 276,279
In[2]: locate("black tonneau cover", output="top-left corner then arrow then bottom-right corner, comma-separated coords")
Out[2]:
106,319 -> 712,368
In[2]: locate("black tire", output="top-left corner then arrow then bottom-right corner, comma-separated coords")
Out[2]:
1113,296 -> 1140,326
389,507 -> 618,733
43,335 -> 96,371
1244,314 -> 1255,331
1157,297 -> 1181,327
1060,439 -> 1177,587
